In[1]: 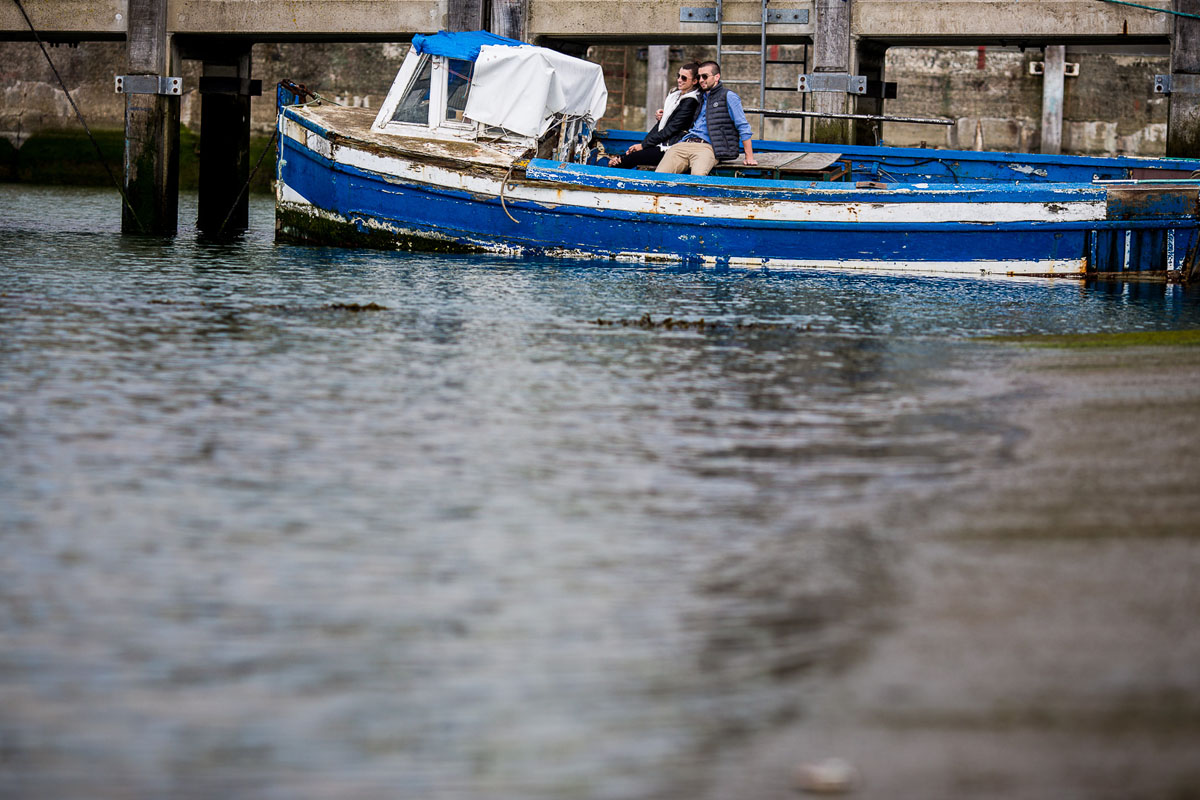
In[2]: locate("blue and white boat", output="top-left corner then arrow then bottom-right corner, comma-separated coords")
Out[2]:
275,30 -> 1200,279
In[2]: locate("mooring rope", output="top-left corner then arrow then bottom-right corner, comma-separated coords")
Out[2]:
216,127 -> 279,236
10,0 -> 147,233
1095,0 -> 1200,19
499,159 -> 521,224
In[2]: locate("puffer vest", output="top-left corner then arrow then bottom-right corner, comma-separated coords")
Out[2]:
703,83 -> 741,160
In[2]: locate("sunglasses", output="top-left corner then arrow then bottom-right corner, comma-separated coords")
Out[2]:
698,73 -> 714,78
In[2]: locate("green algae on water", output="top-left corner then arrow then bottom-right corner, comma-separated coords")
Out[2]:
983,329 -> 1200,349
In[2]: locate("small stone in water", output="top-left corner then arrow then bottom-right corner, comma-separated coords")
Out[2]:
794,757 -> 856,794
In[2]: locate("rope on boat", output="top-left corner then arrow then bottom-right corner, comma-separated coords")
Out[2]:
1095,0 -> 1200,19
216,124 -> 279,236
500,159 -> 522,224
10,0 -> 147,233
278,80 -> 344,108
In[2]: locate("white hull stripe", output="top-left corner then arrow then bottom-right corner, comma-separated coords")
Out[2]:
277,192 -> 1088,275
280,120 -> 1108,226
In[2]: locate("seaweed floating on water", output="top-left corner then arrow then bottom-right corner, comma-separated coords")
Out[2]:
148,299 -> 389,312
326,302 -> 388,311
594,313 -> 802,331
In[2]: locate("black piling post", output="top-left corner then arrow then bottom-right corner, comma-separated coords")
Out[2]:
197,45 -> 259,234
122,0 -> 180,235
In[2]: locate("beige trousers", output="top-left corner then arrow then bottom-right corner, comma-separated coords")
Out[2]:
654,141 -> 719,176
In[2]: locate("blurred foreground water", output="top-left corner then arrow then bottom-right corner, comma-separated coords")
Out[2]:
3,185 -> 1200,799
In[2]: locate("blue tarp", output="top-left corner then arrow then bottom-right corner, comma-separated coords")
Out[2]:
410,30 -> 524,62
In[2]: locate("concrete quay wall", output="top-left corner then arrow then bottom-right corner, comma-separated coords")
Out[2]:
0,38 -> 1171,169
883,46 -> 1169,154
603,43 -> 1169,156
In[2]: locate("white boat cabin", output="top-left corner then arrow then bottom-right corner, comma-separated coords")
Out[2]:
371,30 -> 608,160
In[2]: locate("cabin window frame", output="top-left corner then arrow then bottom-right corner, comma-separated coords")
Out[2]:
372,51 -> 477,136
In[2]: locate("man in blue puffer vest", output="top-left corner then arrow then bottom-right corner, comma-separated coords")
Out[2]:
655,60 -> 757,176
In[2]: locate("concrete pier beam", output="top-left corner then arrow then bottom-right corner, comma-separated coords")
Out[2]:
1040,45 -> 1065,154
1167,0 -> 1200,157
122,0 -> 179,235
197,45 -> 254,234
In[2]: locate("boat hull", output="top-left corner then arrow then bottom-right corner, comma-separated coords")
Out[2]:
276,106 -> 1200,278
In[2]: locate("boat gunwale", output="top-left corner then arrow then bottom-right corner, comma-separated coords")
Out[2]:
598,127 -> 1200,173
279,106 -> 1153,207
279,135 -> 1196,232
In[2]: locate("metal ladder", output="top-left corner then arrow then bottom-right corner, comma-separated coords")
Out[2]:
594,46 -> 631,129
715,0 -> 808,137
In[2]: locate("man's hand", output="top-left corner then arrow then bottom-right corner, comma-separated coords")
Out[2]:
655,109 -> 664,121
628,143 -> 643,154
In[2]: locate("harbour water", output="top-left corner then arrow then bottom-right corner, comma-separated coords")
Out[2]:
3,184 -> 1200,798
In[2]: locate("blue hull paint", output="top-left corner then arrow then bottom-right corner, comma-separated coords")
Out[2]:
275,104 -> 1200,277
280,136 -> 1092,269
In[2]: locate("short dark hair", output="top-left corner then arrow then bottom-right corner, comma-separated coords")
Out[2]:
679,61 -> 700,80
699,60 -> 720,76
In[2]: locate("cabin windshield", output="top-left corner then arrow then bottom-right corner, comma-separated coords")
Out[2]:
390,55 -> 433,124
445,59 -> 473,122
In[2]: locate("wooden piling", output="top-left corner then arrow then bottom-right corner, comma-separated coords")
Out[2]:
122,0 -> 179,235
491,0 -> 528,41
1040,45 -> 1065,155
811,0 -> 852,145
646,46 -> 669,132
1167,0 -> 1200,158
448,0 -> 485,31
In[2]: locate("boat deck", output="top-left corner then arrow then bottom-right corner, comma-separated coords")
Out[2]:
284,103 -> 526,169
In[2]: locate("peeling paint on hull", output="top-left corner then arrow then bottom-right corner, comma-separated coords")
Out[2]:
275,105 -> 1200,278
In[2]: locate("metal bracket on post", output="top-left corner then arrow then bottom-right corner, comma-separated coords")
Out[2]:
1029,62 -> 1080,76
1156,74 -> 1200,95
766,9 -> 808,22
115,75 -> 183,95
798,73 -> 867,95
680,6 -> 808,22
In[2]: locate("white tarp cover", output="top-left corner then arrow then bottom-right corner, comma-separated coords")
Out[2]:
463,45 -> 608,137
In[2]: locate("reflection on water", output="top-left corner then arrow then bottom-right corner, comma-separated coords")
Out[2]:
3,185 -> 1200,798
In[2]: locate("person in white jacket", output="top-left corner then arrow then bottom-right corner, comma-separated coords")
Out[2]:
607,62 -> 702,170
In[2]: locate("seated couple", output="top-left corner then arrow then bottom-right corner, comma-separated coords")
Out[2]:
607,60 -> 756,176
